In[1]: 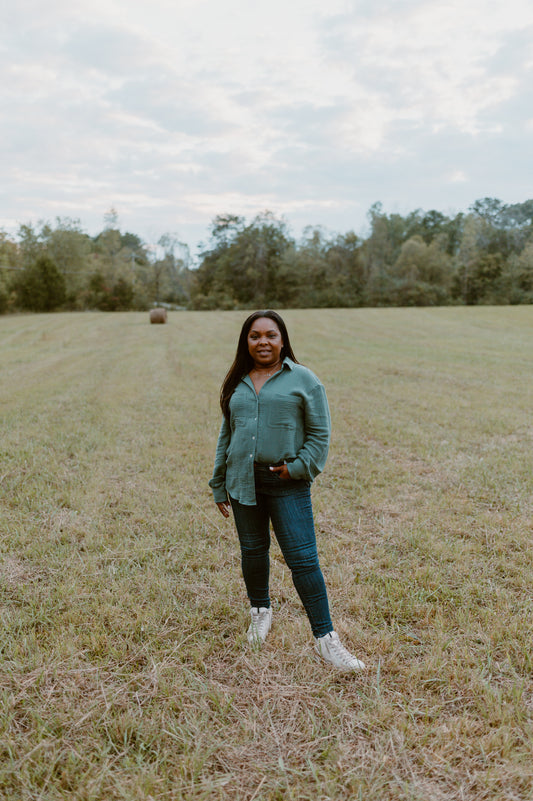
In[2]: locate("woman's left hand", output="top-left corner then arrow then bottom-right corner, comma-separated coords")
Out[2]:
269,463 -> 291,480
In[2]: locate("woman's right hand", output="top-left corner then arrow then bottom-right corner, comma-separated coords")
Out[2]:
216,501 -> 231,518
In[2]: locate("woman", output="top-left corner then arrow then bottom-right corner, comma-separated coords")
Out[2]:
209,310 -> 365,671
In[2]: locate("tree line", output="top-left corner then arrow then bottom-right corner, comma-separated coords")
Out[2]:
1,199 -> 532,314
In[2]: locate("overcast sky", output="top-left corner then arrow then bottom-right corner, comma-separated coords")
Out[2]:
2,0 -> 532,256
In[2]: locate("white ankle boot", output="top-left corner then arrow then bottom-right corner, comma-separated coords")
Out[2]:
247,606 -> 272,645
315,631 -> 366,671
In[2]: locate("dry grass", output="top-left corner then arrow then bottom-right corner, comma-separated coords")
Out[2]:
0,307 -> 532,800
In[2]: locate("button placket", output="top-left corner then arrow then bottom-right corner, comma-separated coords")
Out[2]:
250,395 -> 258,461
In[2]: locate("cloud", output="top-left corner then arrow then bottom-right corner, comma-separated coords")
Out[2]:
0,0 -> 532,250
62,24 -> 153,75
449,170 -> 468,185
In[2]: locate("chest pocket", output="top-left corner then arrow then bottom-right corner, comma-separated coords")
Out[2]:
266,394 -> 302,428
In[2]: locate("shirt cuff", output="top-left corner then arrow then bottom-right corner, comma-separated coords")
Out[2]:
286,458 -> 306,480
212,486 -> 229,503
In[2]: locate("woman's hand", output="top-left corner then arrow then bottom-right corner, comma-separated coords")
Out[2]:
269,463 -> 291,480
216,501 -> 231,518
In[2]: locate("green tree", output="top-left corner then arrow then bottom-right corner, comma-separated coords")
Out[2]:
454,253 -> 505,305
469,197 -> 505,226
193,213 -> 247,307
453,215 -> 483,303
0,277 -> 8,314
192,212 -> 292,309
84,272 -> 109,310
92,209 -> 130,279
112,277 -> 135,310
0,232 -> 21,271
146,234 -> 191,306
83,272 -> 135,311
322,231 -> 365,306
18,223 -> 45,268
276,227 -> 365,308
469,197 -> 531,260
372,234 -> 451,306
416,210 -> 464,255
362,203 -> 409,304
500,242 -> 533,304
93,227 -> 123,272
393,235 -> 452,287
15,255 -> 66,311
0,231 -> 21,312
90,212 -> 151,309
40,218 -> 92,305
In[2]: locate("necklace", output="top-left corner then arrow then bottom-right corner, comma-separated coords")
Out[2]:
252,361 -> 281,377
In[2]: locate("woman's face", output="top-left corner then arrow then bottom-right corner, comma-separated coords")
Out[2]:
247,317 -> 283,368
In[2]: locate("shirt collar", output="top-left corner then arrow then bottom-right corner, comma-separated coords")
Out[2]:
241,357 -> 292,390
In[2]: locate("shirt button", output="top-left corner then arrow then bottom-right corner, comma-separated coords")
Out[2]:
252,436 -> 255,440
250,454 -> 253,458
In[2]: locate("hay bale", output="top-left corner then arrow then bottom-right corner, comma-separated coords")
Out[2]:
150,308 -> 167,324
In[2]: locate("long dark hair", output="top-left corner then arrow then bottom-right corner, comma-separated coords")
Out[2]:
220,310 -> 298,420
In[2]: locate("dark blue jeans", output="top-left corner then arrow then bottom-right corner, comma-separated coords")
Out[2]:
229,463 -> 333,638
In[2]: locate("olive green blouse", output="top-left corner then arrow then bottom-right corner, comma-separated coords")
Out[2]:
209,358 -> 331,505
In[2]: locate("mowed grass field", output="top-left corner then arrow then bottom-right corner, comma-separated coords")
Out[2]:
0,307 -> 532,801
